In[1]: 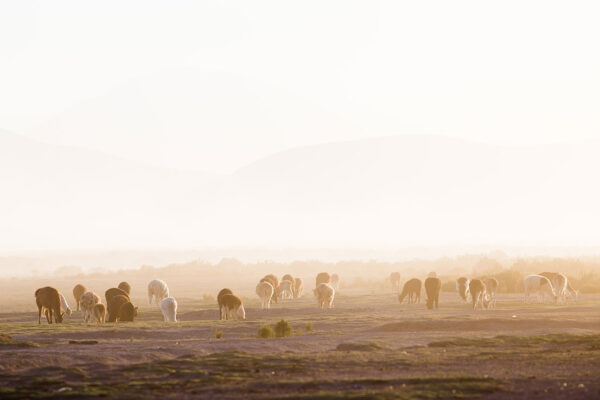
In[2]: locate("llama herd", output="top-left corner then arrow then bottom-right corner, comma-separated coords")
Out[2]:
392,271 -> 579,311
33,269 -> 581,325
35,279 -> 176,325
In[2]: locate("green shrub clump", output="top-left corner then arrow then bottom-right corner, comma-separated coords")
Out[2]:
274,319 -> 293,337
258,325 -> 275,338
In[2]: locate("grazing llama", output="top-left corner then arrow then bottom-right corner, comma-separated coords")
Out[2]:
256,281 -> 274,310
424,277 -> 442,310
105,288 -> 130,314
398,278 -> 422,304
108,295 -> 137,322
35,287 -> 63,324
539,272 -> 568,302
220,294 -> 246,320
524,275 -> 557,303
260,275 -> 280,303
456,277 -> 470,302
217,288 -> 234,320
160,297 -> 178,322
279,279 -> 294,300
315,272 -> 331,288
117,281 -> 131,295
60,294 -> 72,316
314,283 -> 335,309
469,279 -> 488,310
80,291 -> 100,323
72,284 -> 86,311
293,278 -> 304,299
93,303 -> 106,323
147,279 -> 169,305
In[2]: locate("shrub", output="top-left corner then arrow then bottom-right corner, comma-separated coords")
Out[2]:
258,325 -> 275,338
305,322 -> 313,332
274,319 -> 293,337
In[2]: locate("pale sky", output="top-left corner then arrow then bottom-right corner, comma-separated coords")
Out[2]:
2,1 -> 600,173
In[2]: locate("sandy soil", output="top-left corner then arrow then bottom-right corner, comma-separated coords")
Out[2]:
1,288 -> 599,399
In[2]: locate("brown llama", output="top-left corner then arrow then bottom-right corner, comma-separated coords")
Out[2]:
93,303 -> 106,323
217,288 -> 233,320
105,288 -> 130,314
315,272 -> 331,287
293,277 -> 304,299
220,294 -> 246,320
424,277 -> 442,310
117,281 -> 131,295
72,284 -> 86,311
118,301 -> 137,322
35,287 -> 63,324
469,279 -> 488,310
260,275 -> 280,303
398,278 -> 422,304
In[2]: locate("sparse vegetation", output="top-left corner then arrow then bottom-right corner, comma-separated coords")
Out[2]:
258,325 -> 275,338
274,319 -> 292,337
305,322 -> 313,332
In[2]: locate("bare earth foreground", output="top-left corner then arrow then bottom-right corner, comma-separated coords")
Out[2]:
1,291 -> 599,399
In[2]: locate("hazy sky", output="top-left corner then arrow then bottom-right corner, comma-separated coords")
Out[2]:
2,0 -> 600,174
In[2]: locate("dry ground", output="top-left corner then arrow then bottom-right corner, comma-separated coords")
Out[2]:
1,283 -> 599,399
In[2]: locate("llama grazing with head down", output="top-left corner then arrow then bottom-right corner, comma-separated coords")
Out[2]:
217,288 -> 234,320
260,275 -> 280,303
93,303 -> 106,323
469,279 -> 488,310
293,278 -> 304,299
60,294 -> 72,316
256,281 -> 274,310
160,297 -> 178,322
279,279 -> 294,300
398,278 -> 422,304
43,294 -> 72,322
80,291 -> 100,323
117,281 -> 131,295
539,272 -> 568,302
483,277 -> 499,308
108,295 -> 137,322
390,272 -> 401,292
72,284 -> 86,311
105,288 -> 130,314
456,277 -> 470,302
35,287 -> 63,324
424,277 -> 441,310
314,283 -> 335,309
524,275 -> 557,303
147,279 -> 169,306
220,294 -> 246,320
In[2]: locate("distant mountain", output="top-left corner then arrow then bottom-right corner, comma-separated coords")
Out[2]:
0,130 -> 217,250
2,131 -> 600,251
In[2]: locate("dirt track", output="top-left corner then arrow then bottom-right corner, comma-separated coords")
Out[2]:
1,290 -> 599,399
